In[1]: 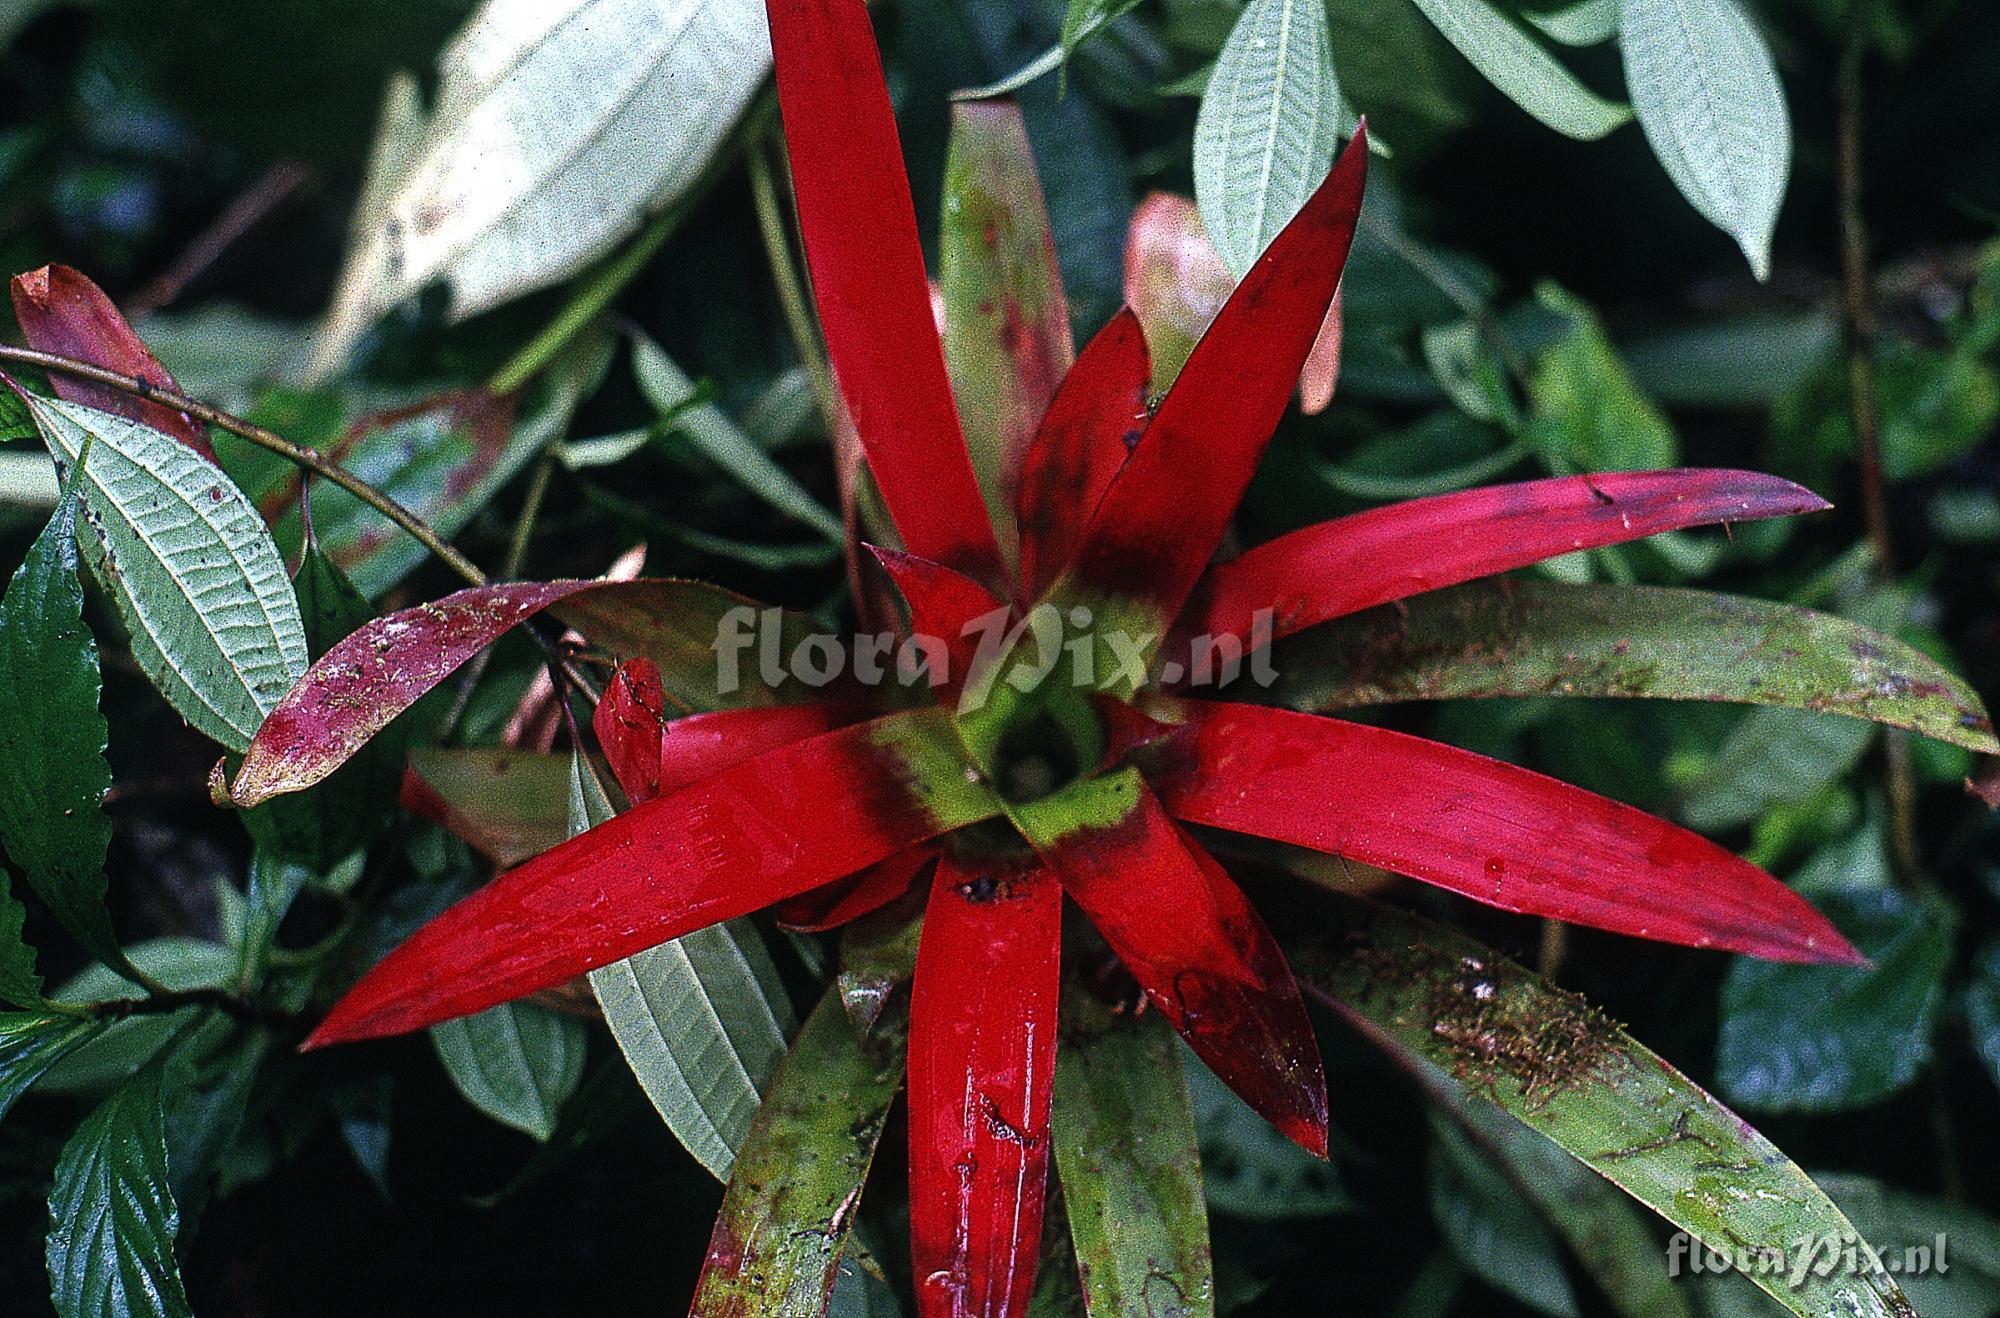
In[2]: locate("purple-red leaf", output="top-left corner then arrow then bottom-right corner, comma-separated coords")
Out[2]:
225,579 -> 638,808
305,706 -> 1001,1047
592,657 -> 670,804
1053,127 -> 1366,631
655,702 -> 854,798
1182,469 -> 1830,649
771,845 -> 933,933
1033,776 -> 1329,1155
767,0 -> 1002,582
1148,698 -> 1865,965
9,265 -> 213,461
908,854 -> 1062,1317
869,545 -> 1007,698
1015,309 -> 1151,601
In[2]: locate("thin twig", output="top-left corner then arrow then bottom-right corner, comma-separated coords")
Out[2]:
0,343 -> 487,587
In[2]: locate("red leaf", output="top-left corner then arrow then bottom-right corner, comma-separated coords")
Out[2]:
868,545 -> 1007,699
1056,128 -> 1367,627
1014,309 -> 1151,601
656,702 -> 853,798
226,579 -> 646,808
908,855 -> 1062,1316
1182,469 -> 1830,649
592,657 -> 669,803
1040,778 -> 1329,1155
8,264 -> 214,461
1148,699 -> 1865,965
767,0 -> 1002,582
771,845 -> 934,932
305,707 -> 1000,1047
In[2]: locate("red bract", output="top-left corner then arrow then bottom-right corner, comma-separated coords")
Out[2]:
269,2 -> 1895,1312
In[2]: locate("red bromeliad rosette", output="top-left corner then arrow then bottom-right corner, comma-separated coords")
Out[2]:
212,2 -> 2000,1314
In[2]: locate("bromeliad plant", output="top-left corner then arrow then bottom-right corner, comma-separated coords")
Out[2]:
197,1 -> 1994,1314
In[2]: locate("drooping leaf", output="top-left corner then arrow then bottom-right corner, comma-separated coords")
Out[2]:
1409,0 -> 1629,140
1717,887 -> 1956,1114
311,0 -> 772,375
9,265 -> 212,460
46,1060 -> 194,1318
1619,0 -> 1790,279
431,1001 -> 588,1141
908,856 -> 1063,1316
1051,987 -> 1213,1318
1264,579 -> 1999,754
1427,1115 -> 1580,1317
27,394 -> 308,751
1149,698 -> 1862,964
629,330 -> 843,541
306,706 -> 999,1046
767,0 -> 1003,581
940,99 -> 1074,571
1183,469 -> 1826,651
1194,0 -> 1345,277
690,988 -> 902,1315
0,1012 -> 103,1125
1289,895 -> 1916,1318
0,474 -> 136,982
227,577 -> 660,807
1053,132 -> 1366,671
242,541 -> 405,869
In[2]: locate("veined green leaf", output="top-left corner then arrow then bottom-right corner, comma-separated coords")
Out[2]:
1718,887 -> 1956,1114
310,0 -> 772,376
1193,0 -> 1344,277
1619,0 -> 1790,279
38,940 -> 238,1095
1289,896 -> 1916,1318
1527,0 -> 1620,47
573,748 -> 797,1181
690,988 -> 902,1315
590,925 -> 796,1181
46,1060 -> 193,1318
0,1011 -> 103,1125
1265,580 -> 1999,754
1052,989 -> 1213,1317
1412,0 -> 1630,139
630,331 -> 842,542
0,471 -> 136,982
430,1001 -> 587,1141
28,395 -> 307,751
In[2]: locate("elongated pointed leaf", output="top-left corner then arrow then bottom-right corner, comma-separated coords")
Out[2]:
1183,469 -> 1828,650
1019,773 -> 1327,1154
0,481 -> 136,981
656,702 -> 855,797
27,394 -> 308,751
306,706 -> 999,1045
1620,0 -> 1789,279
1149,698 -> 1862,964
46,1060 -> 193,1318
592,657 -> 670,800
556,579 -> 824,711
691,988 -> 902,1315
1194,0 -> 1345,277
1288,895 -> 1914,1318
228,577 -> 660,807
869,546 -> 1006,699
1052,132 -> 1365,661
767,0 -> 1002,581
1051,988 -> 1213,1318
774,845 -> 933,933
940,99 -> 1075,570
1264,578 -> 1998,752
909,856 -> 1062,1317
1410,0 -> 1630,140
1016,310 -> 1151,601
10,265 -> 210,460
1,1012 -> 104,1124
430,1001 -> 587,1141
